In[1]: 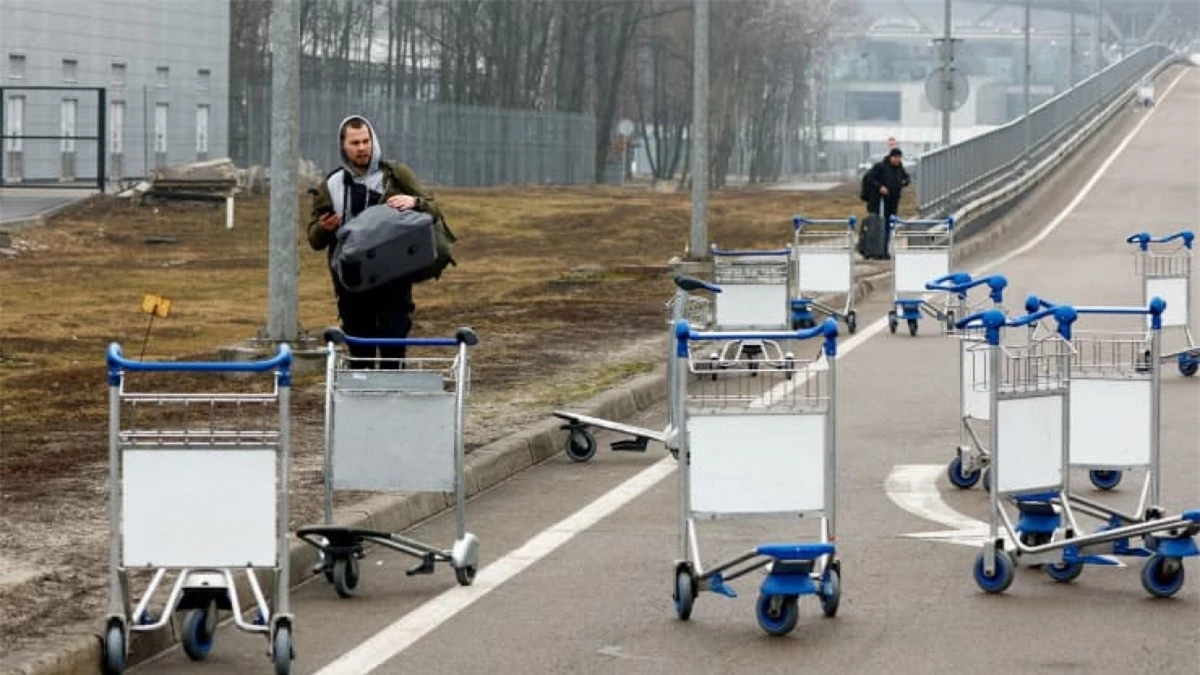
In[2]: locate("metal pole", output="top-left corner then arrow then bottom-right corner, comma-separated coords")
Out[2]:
1069,0 -> 1077,86
941,0 -> 952,146
267,0 -> 300,342
690,0 -> 709,261
98,87 -> 107,193
1024,0 -> 1032,161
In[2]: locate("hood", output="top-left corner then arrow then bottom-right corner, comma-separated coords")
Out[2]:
337,114 -> 382,176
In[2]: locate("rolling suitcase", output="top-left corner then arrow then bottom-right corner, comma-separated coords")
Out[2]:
858,202 -> 889,260
332,204 -> 438,293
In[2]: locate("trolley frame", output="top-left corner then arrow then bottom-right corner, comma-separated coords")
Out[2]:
789,215 -> 860,334
554,275 -> 721,462
1126,230 -> 1197,376
670,318 -> 842,637
101,344 -> 295,675
296,328 -> 480,596
706,245 -> 795,372
959,305 -> 1200,598
888,215 -> 956,337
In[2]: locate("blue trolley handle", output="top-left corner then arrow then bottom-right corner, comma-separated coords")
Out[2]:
954,305 -> 1078,344
1125,230 -> 1195,251
890,215 -> 955,231
106,343 -> 293,385
792,215 -> 857,233
674,274 -> 722,294
1022,296 -> 1167,332
325,326 -> 480,349
926,273 -> 1008,303
675,317 -> 839,357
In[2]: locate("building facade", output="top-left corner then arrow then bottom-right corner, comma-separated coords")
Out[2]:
1,0 -> 229,185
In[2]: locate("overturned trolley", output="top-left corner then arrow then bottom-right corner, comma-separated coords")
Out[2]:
1126,230 -> 1198,376
958,304 -> 1200,598
706,245 -> 795,374
671,318 -> 842,637
297,328 -> 480,597
789,215 -> 859,334
100,344 -> 295,675
554,275 -> 721,462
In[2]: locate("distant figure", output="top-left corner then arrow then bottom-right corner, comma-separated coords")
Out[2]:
862,148 -> 911,259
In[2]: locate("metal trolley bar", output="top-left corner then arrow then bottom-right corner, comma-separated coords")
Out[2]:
101,344 -> 294,675
670,318 -> 842,637
296,327 -> 481,597
707,245 -> 795,372
888,215 -> 956,336
790,215 -> 860,334
1126,230 -> 1198,376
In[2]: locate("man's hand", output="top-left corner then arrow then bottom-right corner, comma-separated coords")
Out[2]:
879,186 -> 889,196
319,212 -> 341,230
387,194 -> 417,211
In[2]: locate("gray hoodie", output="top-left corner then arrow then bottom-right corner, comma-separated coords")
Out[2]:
327,115 -> 387,221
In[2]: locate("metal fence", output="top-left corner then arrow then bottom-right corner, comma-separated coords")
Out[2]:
233,84 -> 596,187
917,44 -> 1180,216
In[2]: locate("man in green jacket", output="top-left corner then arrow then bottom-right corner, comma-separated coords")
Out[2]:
308,114 -> 443,367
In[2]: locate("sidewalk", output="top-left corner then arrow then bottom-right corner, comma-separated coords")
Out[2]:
0,187 -> 97,228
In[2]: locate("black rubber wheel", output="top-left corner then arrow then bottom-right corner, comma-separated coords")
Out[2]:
565,429 -> 597,462
181,607 -> 216,661
101,623 -> 125,675
846,311 -> 858,334
333,556 -> 360,598
455,565 -> 476,586
273,624 -> 293,675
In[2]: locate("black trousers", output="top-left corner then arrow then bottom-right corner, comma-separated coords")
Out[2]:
335,278 -> 415,369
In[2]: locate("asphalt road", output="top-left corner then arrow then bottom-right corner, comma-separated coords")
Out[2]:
0,187 -> 94,225
130,67 -> 1200,675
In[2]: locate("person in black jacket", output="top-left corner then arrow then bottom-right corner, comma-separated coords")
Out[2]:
864,148 -> 911,259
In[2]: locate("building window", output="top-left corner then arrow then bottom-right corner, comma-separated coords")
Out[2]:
154,102 -> 169,168
62,59 -> 78,82
5,95 -> 24,152
112,62 -> 126,87
7,54 -> 26,80
195,104 -> 210,159
197,68 -> 211,92
156,66 -> 170,89
61,99 -> 78,153
109,100 -> 125,154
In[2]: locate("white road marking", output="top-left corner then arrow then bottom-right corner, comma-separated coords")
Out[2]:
885,464 -> 991,548
314,67 -> 1190,674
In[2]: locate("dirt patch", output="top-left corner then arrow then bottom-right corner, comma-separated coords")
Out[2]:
0,181 -> 906,656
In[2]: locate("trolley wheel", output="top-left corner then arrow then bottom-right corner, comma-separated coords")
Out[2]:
272,624 -> 293,675
907,319 -> 919,337
981,467 -> 992,493
1179,354 -> 1199,377
673,568 -> 696,621
947,455 -> 981,489
1089,470 -> 1123,491
820,567 -> 841,618
845,311 -> 858,334
181,607 -> 216,661
332,556 -> 360,598
1046,559 -> 1085,583
455,565 -> 476,586
973,549 -> 1015,594
755,594 -> 799,637
888,311 -> 898,334
783,357 -> 795,380
565,429 -> 597,463
945,310 -> 956,333
101,622 -> 125,675
1141,555 -> 1186,599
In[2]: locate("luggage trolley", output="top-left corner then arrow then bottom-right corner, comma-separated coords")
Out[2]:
670,318 -> 842,636
789,215 -> 859,334
100,344 -> 295,675
958,305 -> 1200,597
888,215 -> 955,336
554,275 -> 721,463
922,273 -> 1011,491
1126,230 -> 1198,376
296,328 -> 480,597
706,245 -> 795,375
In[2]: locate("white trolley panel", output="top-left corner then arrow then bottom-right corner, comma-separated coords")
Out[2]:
962,341 -> 991,420
895,251 -> 950,295
688,413 -> 825,515
332,379 -> 456,492
123,449 -> 278,568
995,395 -> 1063,494
1145,277 -> 1189,328
713,283 -> 790,329
1068,378 -> 1152,468
797,250 -> 852,294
